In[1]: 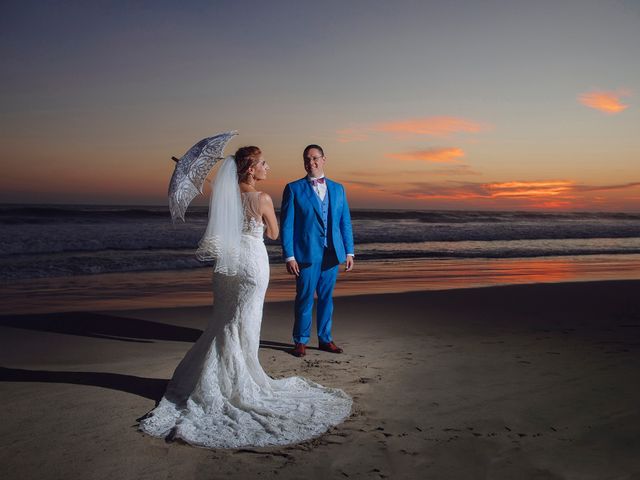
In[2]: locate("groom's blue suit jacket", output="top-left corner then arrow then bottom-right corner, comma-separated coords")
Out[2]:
280,177 -> 354,264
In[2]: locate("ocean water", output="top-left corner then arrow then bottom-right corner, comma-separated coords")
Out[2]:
1,204 -> 640,281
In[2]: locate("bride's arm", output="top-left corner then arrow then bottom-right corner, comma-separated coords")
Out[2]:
260,192 -> 280,240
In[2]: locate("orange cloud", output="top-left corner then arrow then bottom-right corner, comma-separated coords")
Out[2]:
485,181 -> 574,198
397,180 -> 577,204
394,179 -> 640,210
578,89 -> 631,114
342,176 -> 640,206
386,147 -> 465,163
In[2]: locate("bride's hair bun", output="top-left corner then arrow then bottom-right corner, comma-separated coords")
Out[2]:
234,146 -> 261,181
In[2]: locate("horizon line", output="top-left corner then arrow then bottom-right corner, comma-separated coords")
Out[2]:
1,201 -> 638,215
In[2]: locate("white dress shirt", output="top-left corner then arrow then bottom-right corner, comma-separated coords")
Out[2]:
308,175 -> 327,201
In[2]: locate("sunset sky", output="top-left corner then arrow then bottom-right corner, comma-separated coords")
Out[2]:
2,0 -> 639,211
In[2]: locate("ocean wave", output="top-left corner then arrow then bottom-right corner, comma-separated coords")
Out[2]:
2,217 -> 640,257
2,239 -> 640,281
2,204 -> 639,224
0,205 -> 208,225
350,209 -> 640,223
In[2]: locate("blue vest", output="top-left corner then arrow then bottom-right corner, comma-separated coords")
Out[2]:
314,188 -> 330,247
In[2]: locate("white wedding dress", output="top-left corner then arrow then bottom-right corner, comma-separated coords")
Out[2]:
139,192 -> 352,448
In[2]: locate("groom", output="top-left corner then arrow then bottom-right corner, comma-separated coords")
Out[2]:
280,144 -> 354,357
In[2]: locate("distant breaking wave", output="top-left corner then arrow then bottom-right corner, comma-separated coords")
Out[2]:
2,205 -> 639,224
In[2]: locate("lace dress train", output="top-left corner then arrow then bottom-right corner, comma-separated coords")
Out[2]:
139,192 -> 352,448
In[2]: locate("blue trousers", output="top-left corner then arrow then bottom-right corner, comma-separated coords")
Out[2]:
292,249 -> 339,345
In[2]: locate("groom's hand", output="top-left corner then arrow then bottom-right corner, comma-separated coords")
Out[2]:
286,259 -> 300,276
345,256 -> 354,272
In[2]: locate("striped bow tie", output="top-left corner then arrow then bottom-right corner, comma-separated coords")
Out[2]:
309,177 -> 325,186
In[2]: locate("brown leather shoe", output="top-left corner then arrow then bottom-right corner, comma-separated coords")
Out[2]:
291,343 -> 306,357
319,341 -> 343,354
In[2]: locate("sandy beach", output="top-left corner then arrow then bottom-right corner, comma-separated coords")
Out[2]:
1,279 -> 639,479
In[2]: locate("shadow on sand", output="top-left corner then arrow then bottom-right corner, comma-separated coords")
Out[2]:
1,311 -> 301,352
0,366 -> 168,401
0,312 -> 203,343
0,312 -> 304,398
259,339 -> 294,353
260,340 -> 326,355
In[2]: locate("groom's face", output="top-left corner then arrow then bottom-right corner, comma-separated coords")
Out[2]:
303,148 -> 326,178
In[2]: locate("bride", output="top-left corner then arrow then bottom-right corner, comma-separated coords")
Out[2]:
139,146 -> 352,448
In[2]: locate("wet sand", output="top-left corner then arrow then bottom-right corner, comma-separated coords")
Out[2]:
3,254 -> 640,315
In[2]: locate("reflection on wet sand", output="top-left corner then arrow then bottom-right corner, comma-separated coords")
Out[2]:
2,254 -> 639,315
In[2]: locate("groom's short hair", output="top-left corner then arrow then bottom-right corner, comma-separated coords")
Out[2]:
303,144 -> 324,158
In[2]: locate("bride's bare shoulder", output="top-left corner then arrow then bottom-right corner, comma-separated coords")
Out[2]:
257,191 -> 273,204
